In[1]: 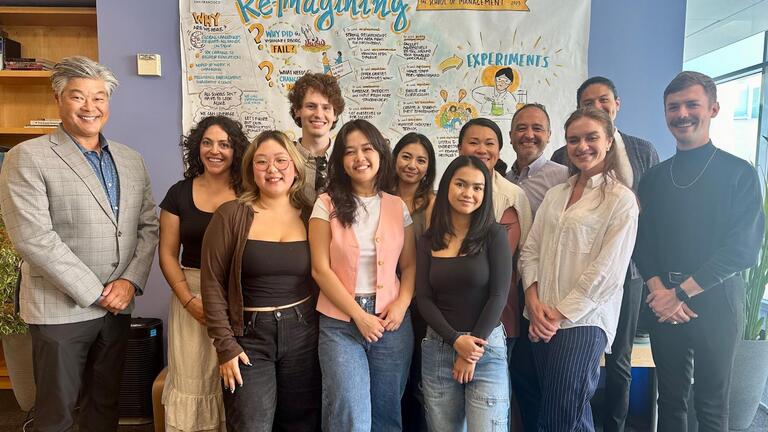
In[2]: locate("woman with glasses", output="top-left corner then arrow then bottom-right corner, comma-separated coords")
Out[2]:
309,119 -> 417,431
392,132 -> 436,431
519,108 -> 638,431
159,116 -> 247,432
201,131 -> 320,431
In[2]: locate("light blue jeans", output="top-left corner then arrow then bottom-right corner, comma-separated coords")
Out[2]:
421,325 -> 509,432
318,310 -> 414,432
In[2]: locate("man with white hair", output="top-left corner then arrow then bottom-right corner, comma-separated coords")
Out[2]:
0,56 -> 158,431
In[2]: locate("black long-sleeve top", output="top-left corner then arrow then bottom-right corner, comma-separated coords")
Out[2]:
416,223 -> 512,345
635,141 -> 764,290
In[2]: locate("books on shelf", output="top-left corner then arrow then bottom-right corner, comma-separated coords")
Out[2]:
0,37 -> 22,70
25,119 -> 61,128
4,57 -> 56,71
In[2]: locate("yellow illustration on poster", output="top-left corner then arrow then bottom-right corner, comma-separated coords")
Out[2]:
180,0 -> 590,175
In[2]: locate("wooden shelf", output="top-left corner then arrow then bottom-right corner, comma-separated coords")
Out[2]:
0,6 -> 96,27
0,70 -> 53,85
0,5 -> 96,148
0,127 -> 57,135
0,344 -> 9,390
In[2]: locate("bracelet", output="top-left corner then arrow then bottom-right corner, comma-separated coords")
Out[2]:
183,294 -> 198,309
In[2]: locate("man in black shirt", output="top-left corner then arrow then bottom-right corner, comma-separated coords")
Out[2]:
635,71 -> 763,432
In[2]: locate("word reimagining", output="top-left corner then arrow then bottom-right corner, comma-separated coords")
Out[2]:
235,0 -> 411,33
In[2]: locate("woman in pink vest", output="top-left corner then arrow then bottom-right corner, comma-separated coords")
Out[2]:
309,119 -> 417,431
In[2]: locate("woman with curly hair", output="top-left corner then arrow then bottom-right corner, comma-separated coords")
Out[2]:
159,116 -> 248,432
309,119 -> 417,431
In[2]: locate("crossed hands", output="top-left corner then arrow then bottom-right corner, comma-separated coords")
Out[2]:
452,334 -> 486,383
646,283 -> 698,325
528,300 -> 565,343
353,299 -> 409,343
98,278 -> 135,314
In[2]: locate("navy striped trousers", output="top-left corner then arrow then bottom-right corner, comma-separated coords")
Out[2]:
531,326 -> 606,432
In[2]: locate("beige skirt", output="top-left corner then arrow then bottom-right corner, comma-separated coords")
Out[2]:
162,268 -> 226,432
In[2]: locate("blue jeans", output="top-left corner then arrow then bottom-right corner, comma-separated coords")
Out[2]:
319,309 -> 414,432
421,325 -> 510,432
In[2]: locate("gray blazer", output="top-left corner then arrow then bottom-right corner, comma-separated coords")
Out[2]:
0,127 -> 159,325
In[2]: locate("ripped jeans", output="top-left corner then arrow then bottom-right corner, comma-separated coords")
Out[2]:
421,324 -> 509,432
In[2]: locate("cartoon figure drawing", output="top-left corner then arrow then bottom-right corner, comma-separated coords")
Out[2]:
471,67 -> 519,117
335,51 -> 343,64
322,52 -> 331,74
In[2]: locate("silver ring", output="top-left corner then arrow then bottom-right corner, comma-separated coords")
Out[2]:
672,321 -> 679,325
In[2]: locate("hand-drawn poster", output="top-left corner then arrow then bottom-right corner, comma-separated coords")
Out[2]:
180,0 -> 590,175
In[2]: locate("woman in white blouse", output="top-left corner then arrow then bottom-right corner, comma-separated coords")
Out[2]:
519,107 -> 638,432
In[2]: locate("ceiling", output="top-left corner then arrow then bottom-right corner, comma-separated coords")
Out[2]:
685,0 -> 768,61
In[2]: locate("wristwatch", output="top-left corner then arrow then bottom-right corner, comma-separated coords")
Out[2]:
673,285 -> 690,303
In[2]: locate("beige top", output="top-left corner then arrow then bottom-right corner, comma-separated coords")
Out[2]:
492,170 -> 532,246
295,139 -> 332,203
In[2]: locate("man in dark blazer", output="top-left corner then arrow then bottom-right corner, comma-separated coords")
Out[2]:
550,77 -> 659,432
0,56 -> 159,431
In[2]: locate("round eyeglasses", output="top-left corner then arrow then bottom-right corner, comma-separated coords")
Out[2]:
253,157 -> 293,171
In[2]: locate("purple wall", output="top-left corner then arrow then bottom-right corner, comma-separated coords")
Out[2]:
97,0 -> 182,323
587,0 -> 686,160
96,0 -> 685,324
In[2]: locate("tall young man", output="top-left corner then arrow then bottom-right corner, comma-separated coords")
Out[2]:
287,72 -> 345,202
636,71 -> 763,432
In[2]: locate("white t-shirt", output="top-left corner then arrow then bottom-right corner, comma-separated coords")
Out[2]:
311,194 -> 413,294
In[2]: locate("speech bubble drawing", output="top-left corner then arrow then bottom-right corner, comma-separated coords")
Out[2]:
199,87 -> 243,109
400,35 -> 437,62
353,46 -> 397,63
343,24 -> 388,49
240,110 -> 277,139
356,65 -> 393,83
398,81 -> 432,99
193,107 -> 239,124
399,63 -> 441,82
346,106 -> 379,122
398,99 -> 439,116
349,85 -> 393,108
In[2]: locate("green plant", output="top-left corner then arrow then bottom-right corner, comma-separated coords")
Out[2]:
0,215 -> 25,336
743,175 -> 768,341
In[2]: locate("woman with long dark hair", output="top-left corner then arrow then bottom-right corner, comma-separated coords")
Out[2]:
159,116 -> 248,432
519,107 -> 638,431
392,132 -> 436,431
200,131 -> 321,431
417,155 -> 513,431
309,119 -> 417,431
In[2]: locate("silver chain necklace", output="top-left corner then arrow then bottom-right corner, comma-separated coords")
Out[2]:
669,147 -> 718,189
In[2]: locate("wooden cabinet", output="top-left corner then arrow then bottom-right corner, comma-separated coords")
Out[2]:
0,6 -> 98,148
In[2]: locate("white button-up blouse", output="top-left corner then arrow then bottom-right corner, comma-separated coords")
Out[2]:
519,173 -> 639,351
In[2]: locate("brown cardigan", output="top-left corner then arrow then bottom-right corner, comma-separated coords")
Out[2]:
200,199 -> 311,364
200,200 -> 253,364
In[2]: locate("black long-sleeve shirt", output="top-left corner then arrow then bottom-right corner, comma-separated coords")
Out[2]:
635,141 -> 764,290
415,223 -> 512,345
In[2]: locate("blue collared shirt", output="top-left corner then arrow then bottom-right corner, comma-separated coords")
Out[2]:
72,134 -> 120,219
507,154 -> 569,215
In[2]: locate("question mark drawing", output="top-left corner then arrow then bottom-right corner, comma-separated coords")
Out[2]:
249,23 -> 265,50
258,61 -> 274,87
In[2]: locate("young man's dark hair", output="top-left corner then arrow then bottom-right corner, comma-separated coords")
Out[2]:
576,76 -> 618,106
